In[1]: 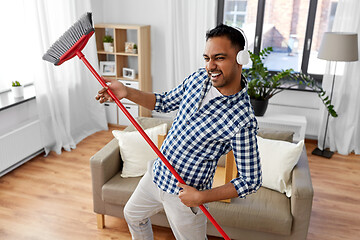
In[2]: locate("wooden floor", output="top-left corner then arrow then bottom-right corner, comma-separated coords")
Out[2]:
0,127 -> 359,240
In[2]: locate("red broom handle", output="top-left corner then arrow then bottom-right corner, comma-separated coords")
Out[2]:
76,51 -> 230,240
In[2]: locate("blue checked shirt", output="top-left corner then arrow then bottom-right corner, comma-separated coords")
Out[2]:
153,68 -> 262,198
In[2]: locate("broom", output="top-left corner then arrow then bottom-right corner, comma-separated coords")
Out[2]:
42,12 -> 230,240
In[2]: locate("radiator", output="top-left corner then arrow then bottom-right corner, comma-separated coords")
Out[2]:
0,120 -> 43,176
268,90 -> 322,140
267,104 -> 319,139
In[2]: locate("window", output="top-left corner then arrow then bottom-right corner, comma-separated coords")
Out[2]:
223,0 -> 248,27
218,0 -> 339,81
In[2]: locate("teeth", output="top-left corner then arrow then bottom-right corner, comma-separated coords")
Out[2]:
211,73 -> 221,77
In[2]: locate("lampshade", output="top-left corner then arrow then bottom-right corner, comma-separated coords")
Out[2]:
318,32 -> 359,62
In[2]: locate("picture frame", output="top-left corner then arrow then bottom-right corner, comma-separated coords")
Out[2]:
122,67 -> 135,79
125,42 -> 135,53
100,61 -> 116,76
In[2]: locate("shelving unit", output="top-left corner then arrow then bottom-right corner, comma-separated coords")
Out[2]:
94,24 -> 152,125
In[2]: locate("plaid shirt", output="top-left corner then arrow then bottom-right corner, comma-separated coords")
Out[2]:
153,68 -> 262,198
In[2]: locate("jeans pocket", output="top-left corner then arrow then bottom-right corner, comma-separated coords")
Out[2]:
190,207 -> 199,215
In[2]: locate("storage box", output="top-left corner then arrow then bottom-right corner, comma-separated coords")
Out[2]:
119,80 -> 139,105
104,102 -> 117,124
118,104 -> 139,126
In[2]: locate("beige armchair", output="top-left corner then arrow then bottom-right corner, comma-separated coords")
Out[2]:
90,117 -> 313,239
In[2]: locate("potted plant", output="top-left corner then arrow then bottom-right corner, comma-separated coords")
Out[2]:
103,35 -> 114,52
244,47 -> 337,117
11,81 -> 24,98
133,44 -> 137,54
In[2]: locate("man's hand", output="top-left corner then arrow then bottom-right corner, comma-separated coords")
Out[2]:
178,182 -> 239,206
95,78 -> 127,103
177,183 -> 204,207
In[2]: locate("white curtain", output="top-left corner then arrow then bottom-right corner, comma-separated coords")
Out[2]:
318,0 -> 360,155
25,0 -> 108,155
165,0 -> 217,88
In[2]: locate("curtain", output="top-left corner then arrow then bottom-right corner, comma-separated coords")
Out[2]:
165,0 -> 217,89
25,0 -> 108,155
317,0 -> 360,155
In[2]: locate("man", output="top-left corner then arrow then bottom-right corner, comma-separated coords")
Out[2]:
96,24 -> 262,240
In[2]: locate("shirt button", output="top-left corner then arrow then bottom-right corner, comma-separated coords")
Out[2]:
186,121 -> 190,125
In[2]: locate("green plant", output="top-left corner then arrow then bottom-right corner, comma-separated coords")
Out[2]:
244,47 -> 337,117
12,81 -> 21,87
133,44 -> 137,49
293,72 -> 338,117
102,35 -> 113,43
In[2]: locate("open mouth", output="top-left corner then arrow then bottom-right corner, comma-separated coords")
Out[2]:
209,71 -> 222,80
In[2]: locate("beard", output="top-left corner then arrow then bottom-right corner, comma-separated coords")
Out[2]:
208,66 -> 239,89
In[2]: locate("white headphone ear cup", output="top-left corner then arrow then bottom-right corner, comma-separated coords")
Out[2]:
237,50 -> 250,65
242,50 -> 250,65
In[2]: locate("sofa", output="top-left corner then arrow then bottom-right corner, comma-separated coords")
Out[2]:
90,117 -> 313,240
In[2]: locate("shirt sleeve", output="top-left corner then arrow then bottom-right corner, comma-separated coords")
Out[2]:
230,119 -> 262,198
154,77 -> 190,113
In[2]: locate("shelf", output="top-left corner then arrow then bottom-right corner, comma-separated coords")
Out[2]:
117,77 -> 139,81
97,51 -> 138,57
116,52 -> 138,57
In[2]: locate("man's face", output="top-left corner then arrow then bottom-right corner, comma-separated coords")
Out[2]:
203,36 -> 242,95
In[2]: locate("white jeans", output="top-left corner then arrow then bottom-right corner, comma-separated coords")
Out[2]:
123,160 -> 207,240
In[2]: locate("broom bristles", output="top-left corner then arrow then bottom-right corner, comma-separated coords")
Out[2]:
42,12 -> 94,65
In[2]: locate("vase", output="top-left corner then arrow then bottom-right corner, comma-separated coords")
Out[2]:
11,86 -> 24,98
250,98 -> 268,116
103,42 -> 113,52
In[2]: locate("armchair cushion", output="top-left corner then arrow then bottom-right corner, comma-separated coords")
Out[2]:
102,173 -> 142,205
112,123 -> 167,178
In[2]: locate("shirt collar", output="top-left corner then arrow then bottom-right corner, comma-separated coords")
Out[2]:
202,71 -> 249,103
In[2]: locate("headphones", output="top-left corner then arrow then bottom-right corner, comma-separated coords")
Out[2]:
234,27 -> 250,65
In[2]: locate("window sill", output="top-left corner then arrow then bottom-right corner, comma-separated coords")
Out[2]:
277,82 -> 318,93
0,84 -> 36,111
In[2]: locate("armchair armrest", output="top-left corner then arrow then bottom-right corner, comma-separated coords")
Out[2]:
90,138 -> 122,213
290,146 -> 314,239
291,147 -> 314,200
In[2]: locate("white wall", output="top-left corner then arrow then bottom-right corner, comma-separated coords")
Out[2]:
90,0 -> 323,139
90,0 -> 103,23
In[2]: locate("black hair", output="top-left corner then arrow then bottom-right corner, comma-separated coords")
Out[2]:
206,24 -> 245,51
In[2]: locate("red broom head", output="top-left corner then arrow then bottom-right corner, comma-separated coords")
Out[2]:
42,12 -> 94,66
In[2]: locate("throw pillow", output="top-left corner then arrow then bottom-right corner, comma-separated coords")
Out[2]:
257,136 -> 304,197
112,123 -> 167,178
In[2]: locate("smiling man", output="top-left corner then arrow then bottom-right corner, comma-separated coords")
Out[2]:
96,24 -> 262,240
